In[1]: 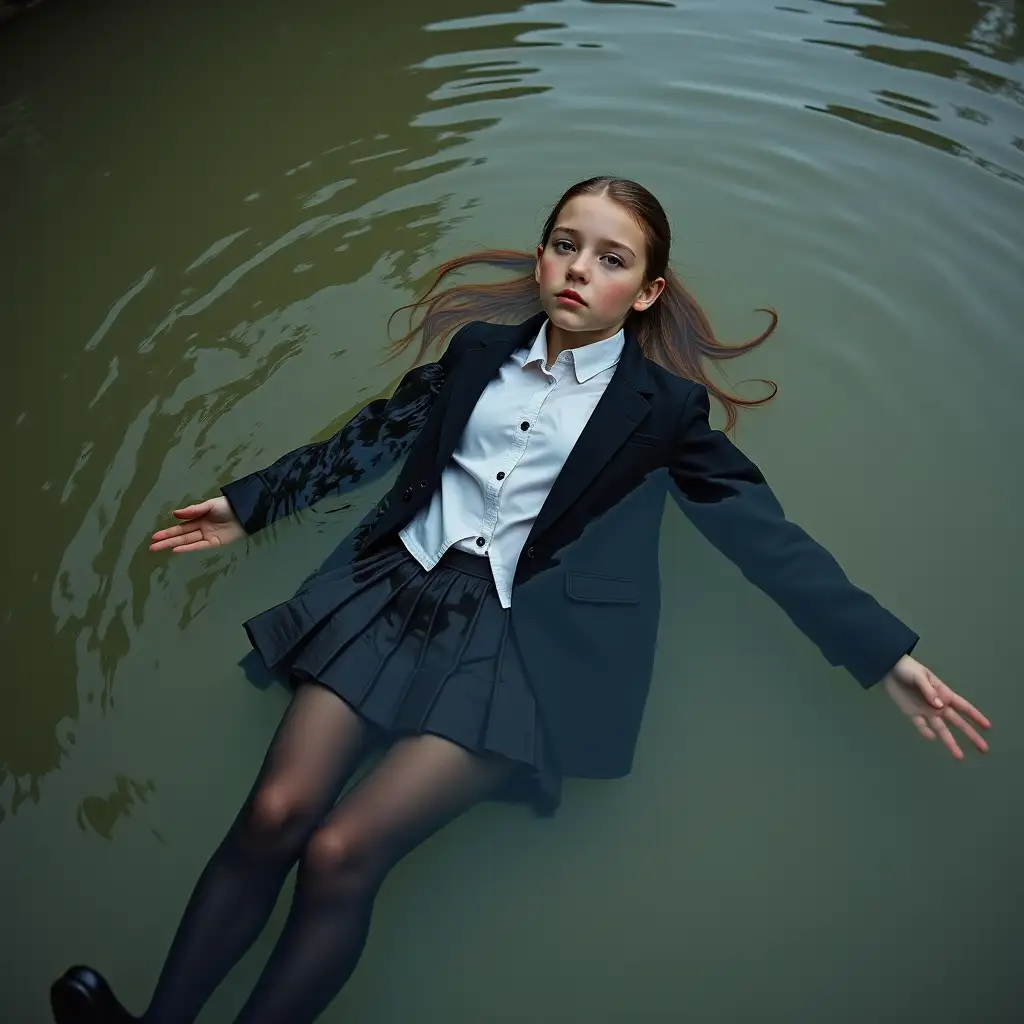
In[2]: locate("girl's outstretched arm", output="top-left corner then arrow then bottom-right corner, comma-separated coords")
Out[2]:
218,325 -> 472,535
668,383 -> 919,689
669,384 -> 992,756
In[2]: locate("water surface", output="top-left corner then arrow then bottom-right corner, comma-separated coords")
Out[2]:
1,0 -> 1021,1020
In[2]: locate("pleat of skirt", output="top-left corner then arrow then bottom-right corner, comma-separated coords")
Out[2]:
241,539 -> 561,815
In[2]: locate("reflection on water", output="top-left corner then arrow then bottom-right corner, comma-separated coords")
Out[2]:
821,0 -> 1023,61
806,0 -> 1024,182
1,0 -> 1021,1020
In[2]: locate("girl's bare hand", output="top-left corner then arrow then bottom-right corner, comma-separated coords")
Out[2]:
882,654 -> 991,760
149,496 -> 245,554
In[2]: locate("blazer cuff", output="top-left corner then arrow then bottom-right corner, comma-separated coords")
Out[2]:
221,472 -> 272,535
848,616 -> 919,689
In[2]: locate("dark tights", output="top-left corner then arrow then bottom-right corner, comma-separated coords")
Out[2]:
141,683 -> 514,1024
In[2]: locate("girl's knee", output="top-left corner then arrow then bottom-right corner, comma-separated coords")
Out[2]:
302,824 -> 382,892
241,780 -> 320,847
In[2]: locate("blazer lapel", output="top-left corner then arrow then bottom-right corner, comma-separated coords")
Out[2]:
432,312 -> 547,476
526,324 -> 652,546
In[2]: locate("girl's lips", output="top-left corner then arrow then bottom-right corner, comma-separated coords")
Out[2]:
556,292 -> 585,306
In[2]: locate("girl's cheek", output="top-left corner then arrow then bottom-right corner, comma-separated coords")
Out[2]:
538,259 -> 560,289
594,278 -> 637,312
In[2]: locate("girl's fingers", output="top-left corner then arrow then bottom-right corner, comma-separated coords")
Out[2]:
152,506 -> 216,548
151,522 -> 193,543
150,535 -> 184,551
173,500 -> 211,519
914,669 -> 944,710
150,529 -> 205,552
898,672 -> 991,759
151,523 -> 200,546
911,715 -> 936,741
948,692 -> 992,730
943,708 -> 990,754
171,539 -> 211,553
930,716 -> 964,760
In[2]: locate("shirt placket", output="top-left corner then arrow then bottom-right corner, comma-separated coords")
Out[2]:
483,360 -> 564,594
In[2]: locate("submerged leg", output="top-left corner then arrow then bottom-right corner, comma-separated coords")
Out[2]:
139,683 -> 372,1024
234,733 -> 516,1024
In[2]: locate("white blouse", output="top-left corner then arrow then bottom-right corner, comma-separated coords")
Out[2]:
399,318 -> 625,607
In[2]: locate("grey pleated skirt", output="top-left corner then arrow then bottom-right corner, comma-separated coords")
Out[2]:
241,539 -> 561,815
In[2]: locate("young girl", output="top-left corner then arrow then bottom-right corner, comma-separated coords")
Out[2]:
51,177 -> 990,1024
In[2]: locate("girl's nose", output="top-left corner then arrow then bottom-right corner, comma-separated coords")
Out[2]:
567,257 -> 589,280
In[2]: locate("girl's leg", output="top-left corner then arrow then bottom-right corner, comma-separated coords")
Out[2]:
233,733 -> 517,1024
141,683 -> 372,1024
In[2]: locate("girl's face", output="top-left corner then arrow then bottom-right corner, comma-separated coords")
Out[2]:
535,194 -> 665,343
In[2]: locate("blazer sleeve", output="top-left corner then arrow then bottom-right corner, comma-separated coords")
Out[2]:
668,384 -> 918,688
221,324 -> 473,534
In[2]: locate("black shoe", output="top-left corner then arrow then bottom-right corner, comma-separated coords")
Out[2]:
49,966 -> 136,1023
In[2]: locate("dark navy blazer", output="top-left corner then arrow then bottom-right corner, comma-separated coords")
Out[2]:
223,311 -> 918,778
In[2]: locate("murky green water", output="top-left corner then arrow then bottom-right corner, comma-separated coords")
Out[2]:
2,0 -> 1022,1020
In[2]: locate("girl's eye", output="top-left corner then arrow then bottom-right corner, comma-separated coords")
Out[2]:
550,240 -> 623,267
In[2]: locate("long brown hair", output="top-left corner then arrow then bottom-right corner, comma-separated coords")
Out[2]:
385,176 -> 778,434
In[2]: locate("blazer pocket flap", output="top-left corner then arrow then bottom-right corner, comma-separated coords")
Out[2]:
566,572 -> 641,605
627,432 -> 659,447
